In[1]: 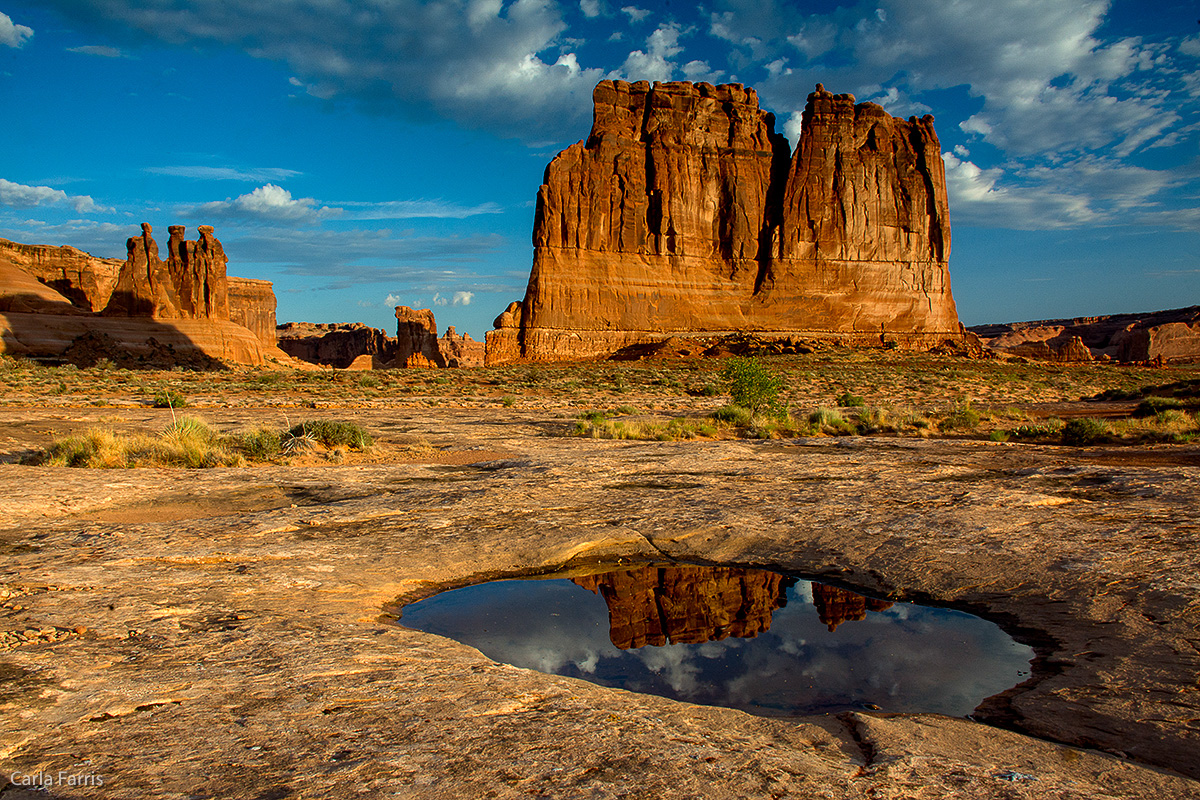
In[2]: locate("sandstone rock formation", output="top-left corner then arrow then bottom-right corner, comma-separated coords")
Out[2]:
0,226 -> 281,366
228,277 -> 277,347
0,237 -> 121,311
970,306 -> 1200,364
809,583 -> 894,632
438,326 -> 485,368
572,564 -> 793,649
395,306 -> 443,367
277,322 -> 399,369
488,80 -> 962,363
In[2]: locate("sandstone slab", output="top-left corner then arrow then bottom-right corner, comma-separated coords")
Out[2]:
0,408 -> 1197,797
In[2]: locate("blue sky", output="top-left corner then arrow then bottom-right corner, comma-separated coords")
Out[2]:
1,0 -> 1198,338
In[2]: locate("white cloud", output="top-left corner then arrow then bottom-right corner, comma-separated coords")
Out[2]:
191,184 -> 333,223
67,45 -> 129,58
580,0 -> 602,18
621,6 -> 650,23
148,165 -> 303,182
432,292 -> 448,306
335,199 -> 503,221
40,0 -> 608,141
622,23 -> 683,83
1181,36 -> 1200,58
0,12 -> 32,48
941,152 -> 1182,230
452,291 -> 474,306
0,178 -> 104,213
385,293 -> 403,306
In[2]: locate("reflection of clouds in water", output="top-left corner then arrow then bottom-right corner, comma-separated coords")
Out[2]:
402,576 -> 1034,717
630,643 -> 703,694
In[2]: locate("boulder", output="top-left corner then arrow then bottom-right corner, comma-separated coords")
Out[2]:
491,80 -> 962,363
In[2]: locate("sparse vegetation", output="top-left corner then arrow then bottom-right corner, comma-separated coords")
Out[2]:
29,417 -> 374,468
721,357 -> 783,414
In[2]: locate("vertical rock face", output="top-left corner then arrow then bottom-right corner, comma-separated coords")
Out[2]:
572,564 -> 793,650
395,306 -> 445,367
103,223 -> 181,317
495,80 -> 961,362
228,277 -> 278,347
0,238 -> 121,311
438,326 -> 485,368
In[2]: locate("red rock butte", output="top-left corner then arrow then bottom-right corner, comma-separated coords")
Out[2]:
487,80 -> 963,363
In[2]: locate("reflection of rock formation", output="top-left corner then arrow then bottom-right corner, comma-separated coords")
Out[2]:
572,564 -> 793,649
810,583 -> 893,632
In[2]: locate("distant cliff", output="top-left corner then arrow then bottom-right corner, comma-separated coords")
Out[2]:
0,227 -> 280,366
970,306 -> 1200,364
488,80 -> 962,363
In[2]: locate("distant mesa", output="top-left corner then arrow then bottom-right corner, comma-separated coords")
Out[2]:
487,80 -> 967,364
276,306 -> 484,369
969,306 -> 1200,365
0,225 -> 284,367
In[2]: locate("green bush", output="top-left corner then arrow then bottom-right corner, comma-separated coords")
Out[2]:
721,357 -> 783,414
710,404 -> 754,426
1133,396 -> 1184,417
153,390 -> 188,409
940,401 -> 980,432
286,420 -> 373,449
1063,417 -> 1109,446
235,429 -> 283,460
835,391 -> 866,407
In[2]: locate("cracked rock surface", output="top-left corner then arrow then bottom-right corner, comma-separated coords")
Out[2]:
1,408 -> 1199,798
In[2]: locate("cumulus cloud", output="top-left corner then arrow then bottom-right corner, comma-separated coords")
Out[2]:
941,151 -> 1182,230
191,184 -> 332,223
0,178 -> 104,213
39,0 -> 608,141
622,23 -> 684,83
579,0 -> 602,18
744,0 -> 1186,160
621,6 -> 650,23
0,12 -> 32,48
185,185 -> 500,224
452,290 -> 474,306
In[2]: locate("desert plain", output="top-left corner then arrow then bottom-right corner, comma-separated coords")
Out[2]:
0,351 -> 1198,799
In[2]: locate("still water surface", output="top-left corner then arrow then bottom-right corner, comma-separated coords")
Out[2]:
400,563 -> 1033,716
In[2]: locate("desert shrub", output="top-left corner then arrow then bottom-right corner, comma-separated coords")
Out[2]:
286,420 -> 373,449
358,374 -> 380,389
939,401 -> 981,432
612,405 -> 639,415
501,395 -> 516,408
721,357 -> 783,414
809,407 -> 856,435
153,389 -> 188,409
1062,417 -> 1109,446
33,418 -> 242,468
835,391 -> 866,407
710,404 -> 754,426
989,430 -> 1012,442
235,429 -> 283,461
37,429 -> 130,468
1133,396 -> 1184,417
158,417 -> 241,467
695,384 -> 719,397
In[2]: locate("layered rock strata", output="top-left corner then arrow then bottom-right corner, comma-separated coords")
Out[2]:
971,306 -> 1200,364
488,80 -> 961,363
572,564 -> 793,649
0,226 -> 280,365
